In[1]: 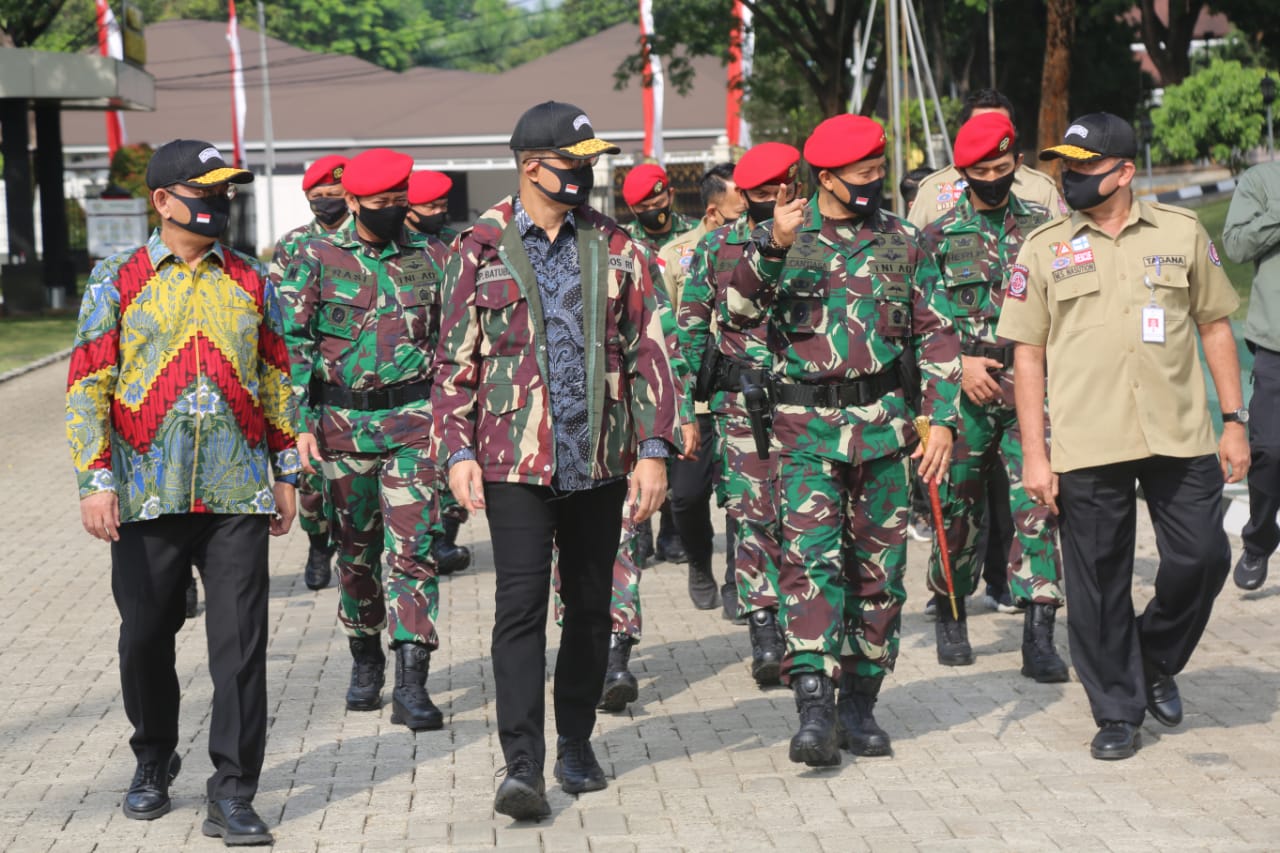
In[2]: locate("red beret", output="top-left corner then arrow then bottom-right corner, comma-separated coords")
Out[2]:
953,113 -> 1016,169
302,155 -> 347,191
734,142 -> 801,190
341,148 -> 413,197
804,115 -> 886,169
623,163 -> 669,207
408,170 -> 453,205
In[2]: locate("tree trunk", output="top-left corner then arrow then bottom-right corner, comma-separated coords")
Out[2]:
1038,0 -> 1075,178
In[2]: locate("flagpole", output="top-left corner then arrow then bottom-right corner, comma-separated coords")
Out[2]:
257,0 -> 276,242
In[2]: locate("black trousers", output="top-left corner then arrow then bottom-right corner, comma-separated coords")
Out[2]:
483,480 -> 627,769
1057,455 -> 1230,725
670,413 -> 717,565
112,513 -> 270,800
1243,345 -> 1280,558
980,461 -> 1016,589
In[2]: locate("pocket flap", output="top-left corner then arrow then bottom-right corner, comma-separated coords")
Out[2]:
319,277 -> 374,309
1052,274 -> 1101,302
476,277 -> 522,309
480,382 -> 529,414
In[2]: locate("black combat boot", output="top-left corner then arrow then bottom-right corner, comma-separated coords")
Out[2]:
934,594 -> 974,666
687,558 -> 719,610
747,609 -> 784,686
837,673 -> 892,756
390,642 -> 444,730
634,518 -> 655,567
304,532 -> 334,591
432,516 -> 472,576
1021,603 -> 1069,683
346,636 -> 386,711
598,633 -> 639,712
655,503 -> 688,563
788,673 -> 841,767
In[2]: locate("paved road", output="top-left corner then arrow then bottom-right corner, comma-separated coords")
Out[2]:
3,359 -> 1280,852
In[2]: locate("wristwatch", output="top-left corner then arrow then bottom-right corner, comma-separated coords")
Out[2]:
1223,407 -> 1250,425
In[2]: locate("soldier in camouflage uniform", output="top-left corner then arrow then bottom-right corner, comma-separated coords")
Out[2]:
919,114 -> 1068,683
723,115 -> 962,767
405,169 -> 471,576
434,101 -> 680,821
268,154 -> 350,591
680,143 -> 802,687
281,148 -> 446,733
623,163 -> 699,564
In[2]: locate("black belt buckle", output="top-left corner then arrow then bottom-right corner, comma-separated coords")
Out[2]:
818,385 -> 841,408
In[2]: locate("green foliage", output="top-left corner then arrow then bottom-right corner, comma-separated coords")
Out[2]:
417,0 -> 559,73
1,0 -> 73,46
108,143 -> 161,229
255,0 -> 435,72
1152,59 -> 1270,173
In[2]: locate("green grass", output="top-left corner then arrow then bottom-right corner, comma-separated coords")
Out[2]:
0,314 -> 79,375
1186,195 -> 1251,320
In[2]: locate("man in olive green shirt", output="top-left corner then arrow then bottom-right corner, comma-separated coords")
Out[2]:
1223,161 -> 1280,591
999,113 -> 1248,762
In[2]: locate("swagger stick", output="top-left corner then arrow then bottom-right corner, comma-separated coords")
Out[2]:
914,416 -> 958,621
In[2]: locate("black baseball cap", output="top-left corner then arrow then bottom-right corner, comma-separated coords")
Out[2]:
509,101 -> 621,160
145,139 -> 254,190
1039,113 -> 1138,163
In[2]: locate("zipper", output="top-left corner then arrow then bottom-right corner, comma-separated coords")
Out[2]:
190,259 -> 203,509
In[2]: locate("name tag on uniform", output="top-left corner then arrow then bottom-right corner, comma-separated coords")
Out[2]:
1142,305 -> 1166,343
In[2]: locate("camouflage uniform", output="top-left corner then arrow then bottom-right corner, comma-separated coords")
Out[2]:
920,194 -> 1064,606
679,218 -> 782,616
723,197 -> 962,683
269,219 -> 337,540
625,210 -> 699,253
281,219 -> 442,647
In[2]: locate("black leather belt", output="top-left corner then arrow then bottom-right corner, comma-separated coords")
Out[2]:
713,359 -> 768,393
772,370 -> 900,408
313,380 -> 432,411
961,341 -> 1014,365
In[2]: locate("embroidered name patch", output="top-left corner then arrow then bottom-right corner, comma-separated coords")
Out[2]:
477,264 -> 511,283
608,254 -> 634,274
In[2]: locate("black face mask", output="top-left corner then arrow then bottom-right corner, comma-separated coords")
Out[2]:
1061,161 -> 1125,211
745,197 -> 776,227
534,160 -> 594,206
356,202 -> 409,243
635,206 -> 671,233
963,171 -> 1017,208
169,192 -> 231,238
408,211 -> 448,235
309,196 -> 349,228
832,174 -> 883,218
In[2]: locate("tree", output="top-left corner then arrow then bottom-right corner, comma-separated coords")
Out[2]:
1039,0 -> 1074,164
1,0 -> 74,47
1151,58 -> 1269,173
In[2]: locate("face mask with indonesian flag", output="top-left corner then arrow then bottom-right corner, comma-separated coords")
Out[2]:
533,160 -> 595,207
168,191 -> 232,238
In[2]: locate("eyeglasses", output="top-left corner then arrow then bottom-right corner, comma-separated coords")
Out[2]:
171,184 -> 238,201
533,155 -> 600,168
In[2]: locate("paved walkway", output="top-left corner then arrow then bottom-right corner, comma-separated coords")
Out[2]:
3,359 -> 1280,852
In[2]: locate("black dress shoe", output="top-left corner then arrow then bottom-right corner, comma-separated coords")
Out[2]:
202,797 -> 273,846
1090,721 -> 1140,760
1146,669 -> 1183,727
553,736 -> 607,794
1234,551 -> 1269,591
122,752 -> 182,820
494,756 -> 550,821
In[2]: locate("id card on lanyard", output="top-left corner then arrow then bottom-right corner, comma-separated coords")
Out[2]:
1142,261 -> 1165,344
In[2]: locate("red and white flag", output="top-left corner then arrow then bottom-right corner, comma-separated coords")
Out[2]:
726,0 -> 753,148
639,0 -> 664,161
227,0 -> 247,168
96,0 -> 125,162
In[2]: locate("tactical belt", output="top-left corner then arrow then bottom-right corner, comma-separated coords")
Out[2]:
314,380 -> 432,411
713,358 -> 768,393
960,341 -> 1014,365
772,369 -> 900,408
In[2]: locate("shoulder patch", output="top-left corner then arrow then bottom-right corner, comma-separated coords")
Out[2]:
1007,263 -> 1029,301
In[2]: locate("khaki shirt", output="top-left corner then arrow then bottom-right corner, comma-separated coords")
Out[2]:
658,218 -> 712,415
907,163 -> 1067,229
997,198 -> 1239,473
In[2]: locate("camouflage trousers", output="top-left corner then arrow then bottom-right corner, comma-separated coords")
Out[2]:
715,413 -> 782,615
928,398 -> 1063,605
778,449 -> 910,683
320,443 -> 440,648
553,509 -> 644,641
298,472 -> 328,538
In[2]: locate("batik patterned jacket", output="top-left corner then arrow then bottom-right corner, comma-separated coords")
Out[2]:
66,230 -> 300,522
431,196 -> 680,484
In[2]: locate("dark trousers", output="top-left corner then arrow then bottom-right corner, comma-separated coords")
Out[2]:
1243,345 -> 1280,558
484,480 -> 627,769
980,463 -> 1016,588
1058,455 -> 1230,725
112,513 -> 270,800
670,413 -> 716,565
